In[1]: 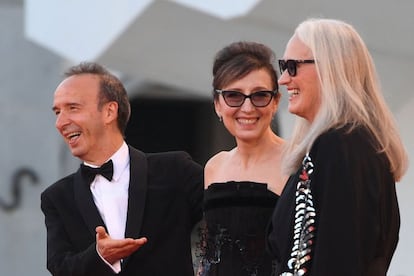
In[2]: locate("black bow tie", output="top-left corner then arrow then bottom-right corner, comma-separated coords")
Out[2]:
80,160 -> 114,184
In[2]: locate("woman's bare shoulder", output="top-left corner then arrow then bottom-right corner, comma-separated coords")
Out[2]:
204,150 -> 232,188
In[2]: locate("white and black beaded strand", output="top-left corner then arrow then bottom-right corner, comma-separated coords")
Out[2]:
281,154 -> 316,276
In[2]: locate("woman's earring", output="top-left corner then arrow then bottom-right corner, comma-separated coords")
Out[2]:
218,115 -> 222,122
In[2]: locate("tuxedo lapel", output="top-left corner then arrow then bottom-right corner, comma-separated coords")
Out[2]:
73,147 -> 148,271
73,169 -> 105,236
124,147 -> 148,239
121,147 -> 148,269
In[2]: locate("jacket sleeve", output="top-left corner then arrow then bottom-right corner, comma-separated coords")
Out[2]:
40,189 -> 114,276
308,129 -> 396,276
176,151 -> 204,227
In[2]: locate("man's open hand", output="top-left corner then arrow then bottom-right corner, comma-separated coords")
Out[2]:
96,226 -> 148,264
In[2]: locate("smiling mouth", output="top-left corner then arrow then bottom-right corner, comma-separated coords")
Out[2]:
288,89 -> 299,96
66,132 -> 81,142
237,118 -> 258,124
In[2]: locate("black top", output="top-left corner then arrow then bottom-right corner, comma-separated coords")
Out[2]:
197,181 -> 279,276
267,126 -> 400,276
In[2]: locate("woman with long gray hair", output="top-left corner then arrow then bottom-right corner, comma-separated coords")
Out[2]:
267,18 -> 408,276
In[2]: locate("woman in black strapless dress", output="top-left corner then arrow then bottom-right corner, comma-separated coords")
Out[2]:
199,181 -> 278,276
195,41 -> 287,276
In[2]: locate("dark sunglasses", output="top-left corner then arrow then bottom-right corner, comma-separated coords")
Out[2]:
278,59 -> 315,76
215,89 -> 277,107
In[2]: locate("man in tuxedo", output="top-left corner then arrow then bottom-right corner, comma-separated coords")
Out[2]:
41,62 -> 203,275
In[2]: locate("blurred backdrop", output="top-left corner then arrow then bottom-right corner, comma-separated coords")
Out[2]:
1,0 -> 413,275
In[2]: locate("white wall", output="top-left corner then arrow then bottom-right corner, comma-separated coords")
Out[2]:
0,3 -> 63,276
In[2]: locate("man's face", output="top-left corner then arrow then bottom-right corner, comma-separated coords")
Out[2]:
52,74 -> 107,163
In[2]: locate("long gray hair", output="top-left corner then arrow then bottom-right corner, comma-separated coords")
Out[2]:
283,18 -> 408,181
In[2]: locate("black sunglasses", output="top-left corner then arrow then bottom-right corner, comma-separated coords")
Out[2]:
215,89 -> 277,107
278,59 -> 315,76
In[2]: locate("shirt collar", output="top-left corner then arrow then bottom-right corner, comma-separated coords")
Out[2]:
83,142 -> 129,182
110,141 -> 129,181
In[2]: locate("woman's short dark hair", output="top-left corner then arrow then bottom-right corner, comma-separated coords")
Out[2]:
212,41 -> 279,99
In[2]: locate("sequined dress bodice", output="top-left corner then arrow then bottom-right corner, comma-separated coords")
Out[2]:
196,181 -> 279,276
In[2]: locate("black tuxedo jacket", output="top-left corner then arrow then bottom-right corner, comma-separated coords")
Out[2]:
41,147 -> 203,276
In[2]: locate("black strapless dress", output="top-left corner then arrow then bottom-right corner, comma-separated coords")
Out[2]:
196,181 -> 279,276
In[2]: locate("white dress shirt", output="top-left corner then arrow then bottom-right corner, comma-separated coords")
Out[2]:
85,142 -> 130,273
